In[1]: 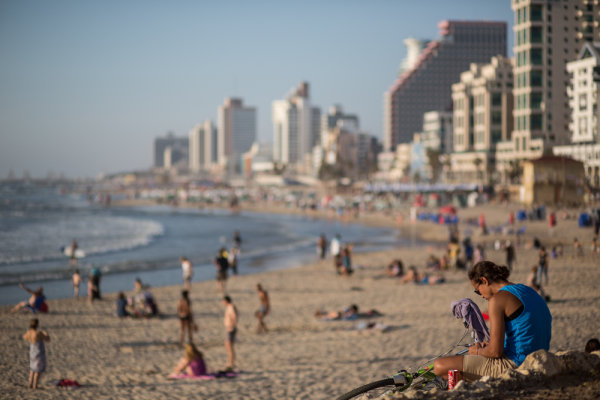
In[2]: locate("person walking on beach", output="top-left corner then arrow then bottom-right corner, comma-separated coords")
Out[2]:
180,256 -> 193,290
69,239 -> 78,266
91,267 -> 102,299
229,246 -> 239,276
255,283 -> 270,334
23,318 -> 50,389
214,248 -> 229,294
177,290 -> 194,345
330,234 -> 341,258
434,261 -> 552,381
72,269 -> 81,298
537,246 -> 549,285
223,295 -> 238,371
233,230 -> 242,249
504,241 -> 516,272
317,233 -> 327,259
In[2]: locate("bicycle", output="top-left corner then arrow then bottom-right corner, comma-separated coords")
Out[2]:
336,298 -> 488,400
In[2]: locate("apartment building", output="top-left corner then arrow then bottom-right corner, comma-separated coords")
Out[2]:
451,56 -> 514,184
554,41 -> 600,187
497,0 -> 600,176
384,20 -> 507,151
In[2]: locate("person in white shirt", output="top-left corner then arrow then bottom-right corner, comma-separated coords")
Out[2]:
180,256 -> 193,290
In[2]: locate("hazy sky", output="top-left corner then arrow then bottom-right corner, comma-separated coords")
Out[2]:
0,0 -> 513,179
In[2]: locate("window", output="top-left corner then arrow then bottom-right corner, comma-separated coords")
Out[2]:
530,70 -> 543,87
530,4 -> 542,21
492,111 -> 502,125
492,130 -> 502,143
531,92 -> 543,109
531,48 -> 543,65
531,26 -> 543,43
531,114 -> 543,130
579,116 -> 588,133
492,92 -> 502,107
579,94 -> 587,111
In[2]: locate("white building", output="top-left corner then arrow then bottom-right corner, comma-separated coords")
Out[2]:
553,41 -> 600,187
189,120 -> 217,173
420,110 -> 453,154
272,82 -> 321,171
217,98 -> 256,175
451,56 -> 514,184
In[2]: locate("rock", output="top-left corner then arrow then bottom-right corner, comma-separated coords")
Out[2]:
555,350 -> 600,373
518,350 -> 565,376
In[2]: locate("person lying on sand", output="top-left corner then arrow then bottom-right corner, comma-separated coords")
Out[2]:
400,266 -> 445,285
314,304 -> 382,321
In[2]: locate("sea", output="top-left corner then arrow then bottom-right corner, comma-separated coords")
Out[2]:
0,182 -> 408,305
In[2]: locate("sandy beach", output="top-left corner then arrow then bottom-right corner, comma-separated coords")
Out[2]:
2,204 -> 600,399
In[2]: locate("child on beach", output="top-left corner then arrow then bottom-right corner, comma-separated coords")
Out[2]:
23,318 -> 50,389
72,269 -> 81,298
115,292 -> 129,318
169,343 -> 207,378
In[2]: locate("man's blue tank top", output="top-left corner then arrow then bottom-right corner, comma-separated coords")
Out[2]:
500,284 -> 552,366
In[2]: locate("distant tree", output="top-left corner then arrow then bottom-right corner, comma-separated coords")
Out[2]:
473,157 -> 483,183
318,163 -> 344,181
412,171 -> 422,184
426,148 -> 442,183
508,160 -> 522,184
273,162 -> 287,175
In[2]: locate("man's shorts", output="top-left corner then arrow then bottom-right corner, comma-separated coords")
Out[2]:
226,328 -> 237,343
462,354 -> 517,381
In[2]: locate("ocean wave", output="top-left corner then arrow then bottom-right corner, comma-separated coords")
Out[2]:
0,215 -> 164,265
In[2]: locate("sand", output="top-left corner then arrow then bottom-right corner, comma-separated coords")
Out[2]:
1,203 -> 600,399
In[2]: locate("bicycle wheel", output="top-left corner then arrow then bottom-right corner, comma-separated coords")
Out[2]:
336,378 -> 395,400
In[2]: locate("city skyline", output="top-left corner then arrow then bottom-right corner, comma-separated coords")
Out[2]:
0,0 -> 513,178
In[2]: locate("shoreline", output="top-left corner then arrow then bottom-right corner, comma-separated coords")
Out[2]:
2,202 -> 600,399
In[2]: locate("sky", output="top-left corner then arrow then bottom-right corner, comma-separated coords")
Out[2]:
0,0 -> 514,179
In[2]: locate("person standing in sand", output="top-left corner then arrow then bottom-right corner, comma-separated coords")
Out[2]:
255,283 -> 270,333
177,290 -> 194,345
180,256 -> 193,290
214,248 -> 229,294
69,239 -> 78,266
72,269 -> 81,298
223,295 -> 238,371
23,318 -> 50,389
434,261 -> 551,382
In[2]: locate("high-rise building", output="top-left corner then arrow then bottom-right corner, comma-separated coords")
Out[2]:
217,98 -> 257,174
499,0 -> 600,169
153,132 -> 188,168
553,41 -> 600,187
189,120 -> 217,173
384,20 -> 507,151
272,82 -> 321,168
450,56 -> 514,184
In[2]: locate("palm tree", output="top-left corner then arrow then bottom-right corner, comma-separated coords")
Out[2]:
473,157 -> 483,184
